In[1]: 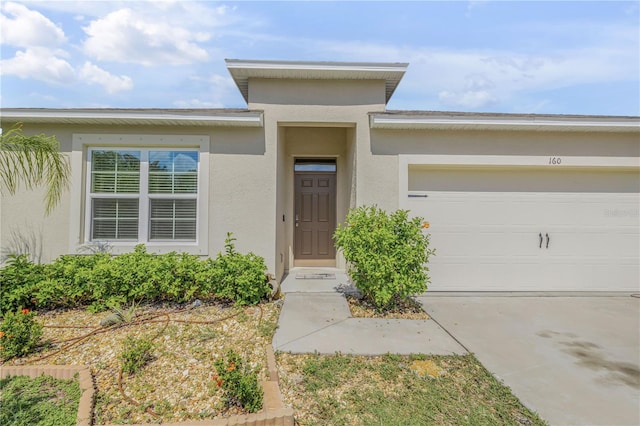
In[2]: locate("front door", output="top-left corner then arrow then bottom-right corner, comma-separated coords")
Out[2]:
294,164 -> 336,265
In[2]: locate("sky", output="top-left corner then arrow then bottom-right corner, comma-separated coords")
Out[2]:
1,0 -> 639,116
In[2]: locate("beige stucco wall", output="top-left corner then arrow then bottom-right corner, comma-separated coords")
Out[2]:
249,78 -> 387,275
280,126 -> 350,271
370,128 -> 640,157
371,128 -> 640,199
1,124 -> 73,263
3,78 -> 637,285
0,123 -> 274,266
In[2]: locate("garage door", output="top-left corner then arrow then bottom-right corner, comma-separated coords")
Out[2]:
405,167 -> 640,292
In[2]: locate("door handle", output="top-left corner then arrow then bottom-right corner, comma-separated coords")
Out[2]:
546,233 -> 550,249
295,214 -> 299,228
539,233 -> 543,248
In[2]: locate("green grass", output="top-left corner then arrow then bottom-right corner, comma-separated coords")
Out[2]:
0,374 -> 81,426
278,352 -> 547,426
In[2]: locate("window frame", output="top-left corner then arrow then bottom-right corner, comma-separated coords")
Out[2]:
70,134 -> 209,255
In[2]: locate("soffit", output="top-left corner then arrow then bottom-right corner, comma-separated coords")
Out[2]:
225,59 -> 408,104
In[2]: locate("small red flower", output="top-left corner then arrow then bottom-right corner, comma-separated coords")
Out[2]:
216,378 -> 223,387
0,331 -> 5,338
21,308 -> 30,315
226,362 -> 236,372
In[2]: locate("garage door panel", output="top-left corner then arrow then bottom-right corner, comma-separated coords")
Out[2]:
410,194 -> 638,227
542,229 -> 639,257
429,229 -> 541,256
429,259 -> 639,291
405,167 -> 639,292
409,167 -> 640,193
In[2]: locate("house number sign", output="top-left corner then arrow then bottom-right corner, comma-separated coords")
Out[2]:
548,156 -> 562,165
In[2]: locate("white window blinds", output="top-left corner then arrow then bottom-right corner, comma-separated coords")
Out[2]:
88,148 -> 199,242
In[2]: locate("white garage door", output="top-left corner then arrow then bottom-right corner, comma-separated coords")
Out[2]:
405,167 -> 640,292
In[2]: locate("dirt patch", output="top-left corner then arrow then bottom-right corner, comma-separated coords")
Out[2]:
345,295 -> 430,320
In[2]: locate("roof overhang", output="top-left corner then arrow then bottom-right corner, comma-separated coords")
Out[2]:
226,59 -> 408,104
370,113 -> 640,132
0,109 -> 263,127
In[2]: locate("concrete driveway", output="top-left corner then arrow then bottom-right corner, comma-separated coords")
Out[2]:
417,296 -> 640,426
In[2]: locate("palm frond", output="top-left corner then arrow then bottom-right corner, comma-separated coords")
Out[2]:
0,124 -> 71,214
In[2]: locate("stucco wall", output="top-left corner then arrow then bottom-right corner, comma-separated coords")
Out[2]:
0,123 -> 274,266
252,79 -> 387,272
281,126 -> 350,270
3,82 -> 636,281
370,128 -> 640,157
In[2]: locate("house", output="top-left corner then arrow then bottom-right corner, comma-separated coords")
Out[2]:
1,59 -> 639,292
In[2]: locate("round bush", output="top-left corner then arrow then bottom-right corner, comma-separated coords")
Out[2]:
334,206 -> 435,309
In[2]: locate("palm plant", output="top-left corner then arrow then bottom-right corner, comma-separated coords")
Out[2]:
0,124 -> 70,214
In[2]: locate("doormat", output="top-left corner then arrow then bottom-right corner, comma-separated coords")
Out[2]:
295,273 -> 336,280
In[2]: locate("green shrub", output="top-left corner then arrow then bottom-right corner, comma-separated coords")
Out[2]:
213,350 -> 263,412
208,233 -> 270,305
120,336 -> 154,375
0,308 -> 44,359
333,206 -> 435,310
0,234 -> 269,312
0,255 -> 46,315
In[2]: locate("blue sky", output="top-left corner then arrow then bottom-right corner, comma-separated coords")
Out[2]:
1,1 -> 638,115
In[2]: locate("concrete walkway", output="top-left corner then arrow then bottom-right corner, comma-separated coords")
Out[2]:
419,295 -> 640,426
273,268 -> 466,355
273,269 -> 640,425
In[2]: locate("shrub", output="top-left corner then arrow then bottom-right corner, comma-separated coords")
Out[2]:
0,308 -> 44,359
0,234 -> 269,312
0,255 -> 46,315
333,206 -> 435,310
208,233 -> 270,305
120,336 -> 154,375
213,350 -> 263,412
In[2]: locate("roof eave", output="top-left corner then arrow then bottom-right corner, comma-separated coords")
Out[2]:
225,59 -> 408,104
0,110 -> 264,127
370,115 -> 640,132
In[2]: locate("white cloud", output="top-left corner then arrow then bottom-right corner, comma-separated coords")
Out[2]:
82,8 -> 211,66
439,90 -> 498,109
438,73 -> 498,108
313,21 -> 638,111
173,99 -> 223,108
466,0 -> 490,18
1,48 -> 75,84
174,74 -> 238,108
0,2 -> 66,47
79,62 -> 133,94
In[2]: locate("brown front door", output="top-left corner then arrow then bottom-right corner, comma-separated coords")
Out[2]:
294,171 -> 336,262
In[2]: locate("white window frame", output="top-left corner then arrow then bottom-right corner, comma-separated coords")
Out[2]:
70,134 -> 209,255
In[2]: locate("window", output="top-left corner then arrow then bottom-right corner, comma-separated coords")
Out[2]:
87,148 -> 199,242
294,159 -> 337,172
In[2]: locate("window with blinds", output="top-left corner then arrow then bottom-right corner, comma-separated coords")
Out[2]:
88,148 -> 199,242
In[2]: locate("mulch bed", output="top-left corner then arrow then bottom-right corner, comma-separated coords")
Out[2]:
2,300 -> 281,425
345,295 -> 430,320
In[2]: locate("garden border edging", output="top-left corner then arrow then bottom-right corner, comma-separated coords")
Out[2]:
0,365 -> 94,426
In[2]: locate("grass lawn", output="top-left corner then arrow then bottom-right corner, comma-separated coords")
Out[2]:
0,374 -> 81,426
277,352 -> 547,426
